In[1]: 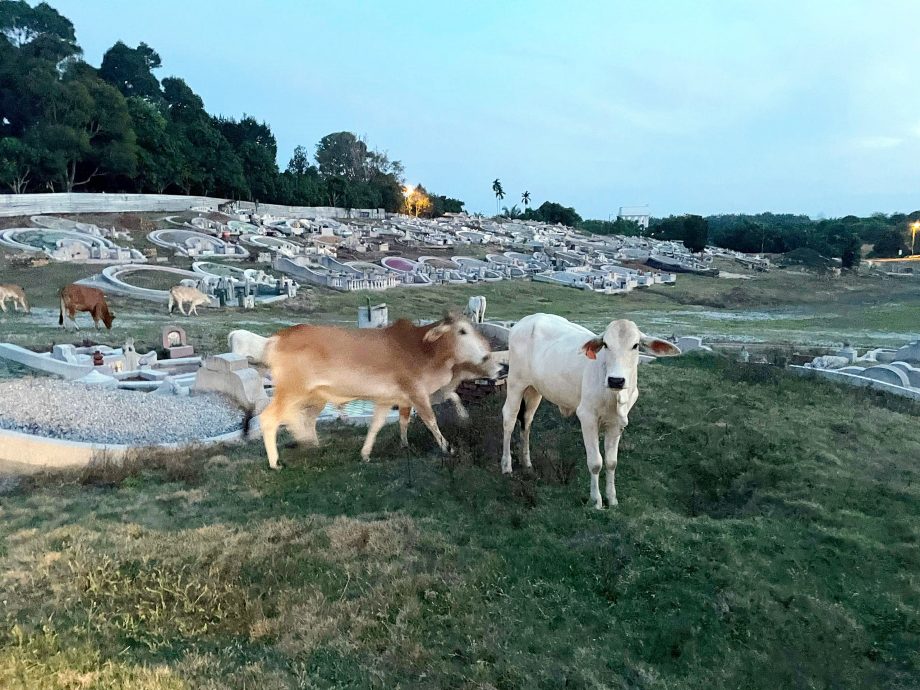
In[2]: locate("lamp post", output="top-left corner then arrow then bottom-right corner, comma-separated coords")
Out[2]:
911,221 -> 920,256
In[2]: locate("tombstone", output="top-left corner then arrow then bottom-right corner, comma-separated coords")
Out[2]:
739,346 -> 750,363
859,365 -> 910,388
162,324 -> 194,359
891,341 -> 920,365
889,361 -> 920,387
676,336 -> 712,353
836,344 -> 858,363
193,353 -> 268,412
51,344 -> 79,363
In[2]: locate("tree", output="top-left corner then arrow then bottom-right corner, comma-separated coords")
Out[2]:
501,205 -> 522,219
682,214 -> 709,253
404,185 -> 432,217
840,234 -> 861,269
524,200 -> 582,227
0,136 -> 37,192
870,228 -> 908,258
491,178 -> 505,215
521,190 -> 530,210
99,41 -> 161,100
315,131 -> 368,180
0,1 -> 79,61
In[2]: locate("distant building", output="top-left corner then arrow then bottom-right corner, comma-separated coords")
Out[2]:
617,205 -> 651,230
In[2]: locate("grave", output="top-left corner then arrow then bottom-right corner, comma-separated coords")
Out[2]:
162,325 -> 194,359
193,353 -> 269,413
859,364 -> 910,388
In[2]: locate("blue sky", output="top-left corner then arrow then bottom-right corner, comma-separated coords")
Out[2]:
52,1 -> 920,218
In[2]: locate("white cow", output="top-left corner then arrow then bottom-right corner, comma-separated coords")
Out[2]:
168,285 -> 210,316
464,295 -> 487,324
501,314 -> 680,509
227,329 -> 270,364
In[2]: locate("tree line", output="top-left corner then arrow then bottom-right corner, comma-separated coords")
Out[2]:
0,1 -> 461,214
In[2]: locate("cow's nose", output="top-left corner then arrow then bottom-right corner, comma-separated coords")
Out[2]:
607,376 -> 625,390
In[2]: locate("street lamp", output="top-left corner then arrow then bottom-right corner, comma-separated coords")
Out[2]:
911,221 -> 920,256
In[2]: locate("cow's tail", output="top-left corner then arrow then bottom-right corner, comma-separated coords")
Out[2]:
241,405 -> 255,439
58,292 -> 65,326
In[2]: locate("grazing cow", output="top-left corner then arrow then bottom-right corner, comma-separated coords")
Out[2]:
256,314 -> 498,469
0,284 -> 29,313
59,284 -> 115,330
464,295 -> 487,324
500,314 -> 680,508
168,285 -> 210,316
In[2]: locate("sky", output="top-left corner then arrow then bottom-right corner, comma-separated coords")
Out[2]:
51,0 -> 920,218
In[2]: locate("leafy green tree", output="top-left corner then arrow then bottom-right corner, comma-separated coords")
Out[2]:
0,135 -> 36,192
0,0 -> 79,61
521,190 -> 530,209
99,41 -> 161,100
315,132 -> 368,180
840,234 -> 861,269
501,205 -> 522,219
126,97 -> 178,192
870,228 -> 908,258
580,218 -> 643,236
524,200 -> 582,227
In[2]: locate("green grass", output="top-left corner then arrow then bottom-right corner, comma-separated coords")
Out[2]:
1,357 -> 918,688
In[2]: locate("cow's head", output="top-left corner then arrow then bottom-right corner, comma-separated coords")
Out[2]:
581,319 -> 680,391
101,304 -> 115,330
424,313 -> 500,378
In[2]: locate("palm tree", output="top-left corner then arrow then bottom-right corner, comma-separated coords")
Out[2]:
521,190 -> 530,211
492,178 -> 505,215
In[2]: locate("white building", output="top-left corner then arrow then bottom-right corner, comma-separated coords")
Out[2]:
617,205 -> 651,230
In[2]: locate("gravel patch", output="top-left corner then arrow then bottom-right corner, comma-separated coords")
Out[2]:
0,377 -> 243,445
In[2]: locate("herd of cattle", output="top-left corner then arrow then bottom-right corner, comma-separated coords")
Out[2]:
237,311 -> 679,508
2,280 -> 682,507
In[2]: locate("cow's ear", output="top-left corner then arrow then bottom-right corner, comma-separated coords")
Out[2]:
581,338 -> 604,360
640,335 -> 680,357
424,323 -> 451,342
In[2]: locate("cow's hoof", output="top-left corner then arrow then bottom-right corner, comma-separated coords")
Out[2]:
360,454 -> 371,463
268,463 -> 283,471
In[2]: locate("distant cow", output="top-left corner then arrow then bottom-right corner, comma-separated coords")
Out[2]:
500,314 -> 679,508
464,295 -> 487,324
255,314 -> 498,469
0,284 -> 29,313
168,285 -> 210,316
227,329 -> 270,364
59,284 -> 115,330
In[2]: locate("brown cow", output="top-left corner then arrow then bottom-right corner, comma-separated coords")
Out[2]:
59,284 -> 115,330
256,315 -> 498,469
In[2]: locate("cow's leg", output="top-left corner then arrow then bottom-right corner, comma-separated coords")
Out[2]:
448,392 -> 469,421
577,407 -> 604,509
178,301 -> 187,316
399,406 -> 411,447
501,381 -> 526,474
360,404 -> 392,461
190,303 -> 198,316
259,398 -> 284,470
0,298 -> 6,313
287,403 -> 320,446
520,387 -> 543,469
604,427 -> 623,507
410,392 -> 449,454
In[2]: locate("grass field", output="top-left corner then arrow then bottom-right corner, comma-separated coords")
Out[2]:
1,356 -> 918,688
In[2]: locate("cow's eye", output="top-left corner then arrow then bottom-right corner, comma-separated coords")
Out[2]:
459,328 -> 468,335
632,343 -> 639,350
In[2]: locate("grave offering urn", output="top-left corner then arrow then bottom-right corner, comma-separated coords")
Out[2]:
92,350 -> 104,366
